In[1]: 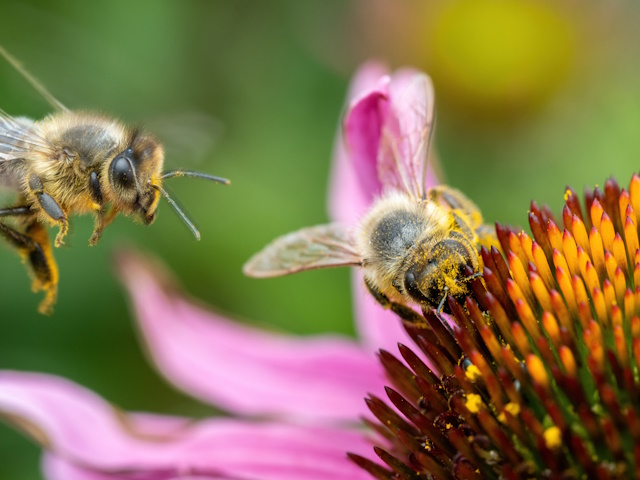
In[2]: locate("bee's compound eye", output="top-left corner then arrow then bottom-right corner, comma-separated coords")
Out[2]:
404,268 -> 423,301
111,154 -> 135,189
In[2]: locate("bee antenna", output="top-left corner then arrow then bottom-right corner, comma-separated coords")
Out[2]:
162,170 -> 230,185
150,183 -> 201,241
0,45 -> 68,112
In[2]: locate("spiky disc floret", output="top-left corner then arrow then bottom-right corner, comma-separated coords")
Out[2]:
352,174 -> 640,480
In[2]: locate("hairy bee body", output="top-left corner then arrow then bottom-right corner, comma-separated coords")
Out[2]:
2,111 -> 163,226
0,46 -> 229,314
359,188 -> 486,308
243,70 -> 499,315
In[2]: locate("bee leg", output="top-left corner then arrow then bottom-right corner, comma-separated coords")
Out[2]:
89,207 -> 118,246
0,219 -> 58,314
436,287 -> 450,317
466,272 -> 483,281
364,277 -> 424,324
27,174 -> 68,247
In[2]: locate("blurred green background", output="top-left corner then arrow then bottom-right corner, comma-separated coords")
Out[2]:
1,0 -> 640,478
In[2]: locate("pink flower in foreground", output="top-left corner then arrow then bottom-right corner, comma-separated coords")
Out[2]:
0,63 -> 438,479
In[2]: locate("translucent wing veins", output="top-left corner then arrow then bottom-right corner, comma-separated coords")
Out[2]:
243,223 -> 362,278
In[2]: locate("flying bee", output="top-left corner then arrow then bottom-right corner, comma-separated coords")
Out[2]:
244,72 -> 498,317
0,46 -> 229,314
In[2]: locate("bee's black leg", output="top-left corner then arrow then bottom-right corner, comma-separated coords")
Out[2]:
0,219 -> 58,314
28,173 -> 68,247
364,277 -> 424,324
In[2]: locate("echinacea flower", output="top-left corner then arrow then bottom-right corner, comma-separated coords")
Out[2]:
0,63 -> 437,479
353,175 -> 640,479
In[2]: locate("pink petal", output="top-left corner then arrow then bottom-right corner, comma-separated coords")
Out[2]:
328,62 -> 389,224
377,69 -> 437,197
117,253 -> 384,422
1,372 -> 373,480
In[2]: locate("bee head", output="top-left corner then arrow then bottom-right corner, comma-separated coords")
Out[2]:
403,239 -> 476,307
107,133 -> 164,225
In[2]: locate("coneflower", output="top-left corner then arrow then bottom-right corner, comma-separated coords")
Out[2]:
352,174 -> 640,479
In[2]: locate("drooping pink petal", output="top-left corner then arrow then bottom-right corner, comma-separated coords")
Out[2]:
43,455 -> 205,480
328,65 -> 441,352
117,253 -> 385,423
0,371 -> 374,480
377,69 -> 438,198
328,61 -> 388,224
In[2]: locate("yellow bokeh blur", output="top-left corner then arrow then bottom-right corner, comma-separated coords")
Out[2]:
427,0 -> 576,114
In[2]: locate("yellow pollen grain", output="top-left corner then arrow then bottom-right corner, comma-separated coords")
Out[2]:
465,394 -> 483,414
564,189 -> 572,201
465,364 -> 481,382
630,174 -> 640,225
544,426 -> 562,450
562,231 -> 580,276
590,199 -> 604,230
505,402 -> 520,416
526,354 -> 549,389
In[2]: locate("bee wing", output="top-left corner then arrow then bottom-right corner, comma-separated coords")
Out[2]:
0,110 -> 54,162
378,73 -> 436,200
243,223 -> 362,278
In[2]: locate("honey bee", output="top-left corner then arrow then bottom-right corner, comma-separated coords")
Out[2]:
244,73 -> 497,317
0,46 -> 229,314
